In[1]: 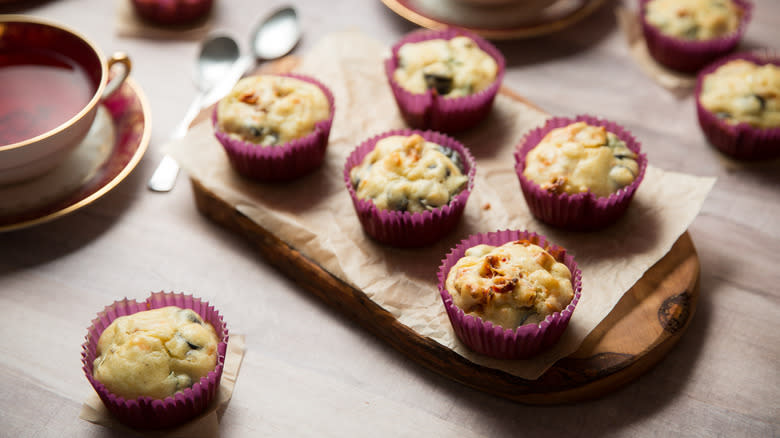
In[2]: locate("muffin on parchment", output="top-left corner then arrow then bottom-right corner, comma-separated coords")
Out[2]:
131,0 -> 214,25
639,0 -> 752,73
514,116 -> 648,231
385,28 -> 505,133
695,52 -> 780,160
213,73 -> 335,181
344,129 -> 475,248
437,229 -> 582,359
82,292 -> 228,430
92,306 -> 219,400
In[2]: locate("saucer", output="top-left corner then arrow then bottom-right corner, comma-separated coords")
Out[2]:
0,77 -> 150,232
381,0 -> 608,39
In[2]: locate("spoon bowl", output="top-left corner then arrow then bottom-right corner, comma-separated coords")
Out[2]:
200,6 -> 302,105
251,6 -> 300,60
195,36 -> 240,92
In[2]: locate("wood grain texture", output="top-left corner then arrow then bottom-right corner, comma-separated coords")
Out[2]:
190,177 -> 699,404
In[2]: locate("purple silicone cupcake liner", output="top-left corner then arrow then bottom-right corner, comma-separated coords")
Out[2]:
695,51 -> 780,160
81,291 -> 229,430
131,0 -> 214,25
513,115 -> 648,231
437,229 -> 582,360
344,129 -> 476,248
213,73 -> 335,182
639,0 -> 753,73
384,28 -> 505,133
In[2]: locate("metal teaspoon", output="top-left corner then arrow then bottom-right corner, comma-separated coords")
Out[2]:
147,6 -> 301,193
147,35 -> 240,192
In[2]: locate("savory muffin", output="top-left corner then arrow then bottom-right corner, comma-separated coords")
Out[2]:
344,129 -> 475,247
437,230 -> 582,359
92,306 -> 219,400
349,133 -> 469,213
213,73 -> 335,181
393,35 -> 498,98
698,59 -> 780,128
514,116 -> 647,230
131,0 -> 214,25
522,121 -> 640,198
216,75 -> 331,147
644,0 -> 743,40
694,53 -> 780,160
445,239 -> 574,329
385,28 -> 505,132
638,0 -> 752,73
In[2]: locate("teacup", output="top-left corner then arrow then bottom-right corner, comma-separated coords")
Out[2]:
0,15 -> 131,185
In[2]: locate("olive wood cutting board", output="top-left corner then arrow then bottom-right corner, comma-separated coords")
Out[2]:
187,58 -> 699,404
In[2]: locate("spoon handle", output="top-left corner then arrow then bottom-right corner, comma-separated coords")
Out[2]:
147,56 -> 253,193
147,93 -> 205,192
147,155 -> 181,192
202,55 -> 254,107
174,92 -> 206,138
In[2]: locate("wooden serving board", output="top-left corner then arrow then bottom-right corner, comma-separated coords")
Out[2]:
188,58 -> 699,404
190,180 -> 698,404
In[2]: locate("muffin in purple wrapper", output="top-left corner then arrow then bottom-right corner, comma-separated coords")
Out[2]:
131,0 -> 214,25
344,129 -> 476,248
639,0 -> 753,73
213,73 -> 335,182
437,229 -> 582,360
81,291 -> 228,430
385,28 -> 505,133
695,51 -> 780,160
514,115 -> 648,231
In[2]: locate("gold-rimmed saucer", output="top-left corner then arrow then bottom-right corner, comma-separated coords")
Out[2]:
0,77 -> 150,232
381,0 -> 608,39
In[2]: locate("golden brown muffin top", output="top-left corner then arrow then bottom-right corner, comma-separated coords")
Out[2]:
446,240 -> 574,329
93,306 -> 218,400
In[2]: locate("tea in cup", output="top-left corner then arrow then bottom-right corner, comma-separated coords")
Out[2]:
0,15 -> 131,185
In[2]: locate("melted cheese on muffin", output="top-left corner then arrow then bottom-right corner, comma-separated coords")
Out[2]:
446,240 -> 574,329
93,307 -> 219,400
645,0 -> 742,40
350,134 -> 468,213
217,75 -> 330,146
523,122 -> 639,198
700,59 -> 780,128
393,36 -> 498,98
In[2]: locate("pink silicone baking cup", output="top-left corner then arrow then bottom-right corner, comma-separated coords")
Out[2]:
639,0 -> 753,73
437,229 -> 582,360
384,28 -> 505,133
514,115 -> 648,231
131,0 -> 214,25
81,291 -> 229,430
344,129 -> 476,248
213,73 -> 335,182
695,51 -> 780,160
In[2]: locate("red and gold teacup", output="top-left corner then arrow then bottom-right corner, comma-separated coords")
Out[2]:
0,16 -> 132,185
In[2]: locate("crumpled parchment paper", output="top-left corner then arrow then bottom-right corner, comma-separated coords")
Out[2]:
167,32 -> 714,380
